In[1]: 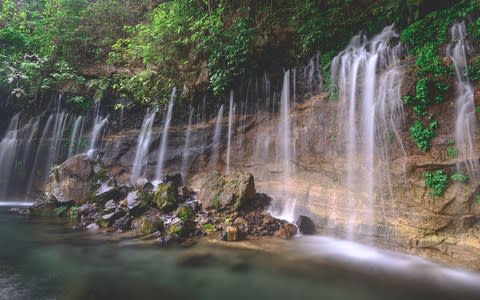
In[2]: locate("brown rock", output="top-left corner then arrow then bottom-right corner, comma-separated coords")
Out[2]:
275,223 -> 298,239
225,226 -> 240,241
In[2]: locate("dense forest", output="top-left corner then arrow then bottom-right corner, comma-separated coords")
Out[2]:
1,0 -> 479,121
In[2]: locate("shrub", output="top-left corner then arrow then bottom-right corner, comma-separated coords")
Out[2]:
423,170 -> 449,196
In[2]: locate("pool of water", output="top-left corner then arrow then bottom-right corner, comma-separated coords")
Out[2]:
1,203 -> 479,300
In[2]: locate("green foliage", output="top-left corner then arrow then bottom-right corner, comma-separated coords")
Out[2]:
177,205 -> 194,221
68,206 -> 81,220
423,170 -> 448,197
409,120 -> 438,152
446,146 -> 458,158
53,206 -> 68,217
202,223 -> 217,233
476,195 -> 480,205
451,173 -> 469,183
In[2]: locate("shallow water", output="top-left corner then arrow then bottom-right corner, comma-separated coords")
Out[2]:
1,203 -> 479,300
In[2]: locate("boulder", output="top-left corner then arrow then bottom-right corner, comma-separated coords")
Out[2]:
296,215 -> 316,235
223,225 -> 241,241
274,223 -> 298,239
176,205 -> 195,221
135,177 -> 154,192
112,215 -> 132,231
47,154 -> 95,204
167,217 -> 195,237
164,172 -> 183,186
90,180 -> 123,205
199,173 -> 256,211
154,183 -> 178,212
140,215 -> 164,235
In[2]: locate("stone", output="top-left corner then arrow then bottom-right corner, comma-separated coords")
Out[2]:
47,154 -> 95,205
154,183 -> 178,213
112,215 -> 132,231
199,172 -> 256,211
104,200 -> 117,211
126,191 -> 149,216
140,215 -> 164,235
135,177 -> 154,192
97,210 -> 125,227
296,215 -> 316,235
176,205 -> 195,221
86,223 -> 100,231
274,223 -> 298,239
90,180 -> 123,205
178,186 -> 192,201
164,172 -> 183,186
167,218 -> 195,237
224,225 -> 241,241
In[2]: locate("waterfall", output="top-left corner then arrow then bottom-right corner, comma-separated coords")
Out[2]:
87,114 -> 109,157
331,25 -> 406,238
180,107 -> 194,180
304,51 -> 324,96
226,91 -> 235,175
0,114 -> 19,198
68,116 -> 84,157
131,109 -> 157,183
209,104 -> 224,172
155,88 -> 176,181
447,21 -> 479,180
26,115 -> 54,196
268,71 -> 296,222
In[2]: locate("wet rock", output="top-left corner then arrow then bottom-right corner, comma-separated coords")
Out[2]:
104,200 -> 117,211
126,191 -> 149,216
86,223 -> 100,231
140,215 -> 164,235
176,205 -> 195,221
274,223 -> 298,239
135,177 -> 154,192
167,217 -> 195,237
296,215 -> 316,235
154,183 -> 178,213
199,172 -> 256,211
97,210 -> 124,227
224,225 -> 241,241
164,172 -> 183,186
178,186 -> 192,201
28,198 -> 57,217
47,154 -> 95,205
112,215 -> 132,231
90,180 -> 123,205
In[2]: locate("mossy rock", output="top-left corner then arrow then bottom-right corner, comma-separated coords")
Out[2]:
154,183 -> 178,213
167,220 -> 195,237
176,205 -> 195,221
199,172 -> 256,211
140,216 -> 164,235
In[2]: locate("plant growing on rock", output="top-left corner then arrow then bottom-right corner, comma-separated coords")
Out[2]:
409,120 -> 438,152
451,173 -> 469,183
423,170 -> 448,197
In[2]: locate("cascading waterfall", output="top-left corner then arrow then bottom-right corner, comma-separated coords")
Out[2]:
226,91 -> 235,175
180,107 -> 194,180
0,114 -> 20,198
331,25 -> 406,238
209,104 -> 224,171
68,116 -> 84,157
155,88 -> 176,181
87,114 -> 109,157
304,51 -> 324,96
269,71 -> 296,222
447,21 -> 479,180
131,109 -> 157,183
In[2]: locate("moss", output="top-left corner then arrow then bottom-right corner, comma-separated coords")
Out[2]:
154,183 -> 178,212
167,224 -> 183,236
202,224 -> 217,233
177,206 -> 194,221
53,206 -> 68,217
140,216 -> 164,235
68,206 -> 81,220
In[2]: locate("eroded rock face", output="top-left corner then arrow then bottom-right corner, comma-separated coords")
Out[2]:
199,172 -> 256,211
47,154 -> 95,205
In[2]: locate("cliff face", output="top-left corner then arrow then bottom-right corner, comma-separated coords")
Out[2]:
97,78 -> 480,269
